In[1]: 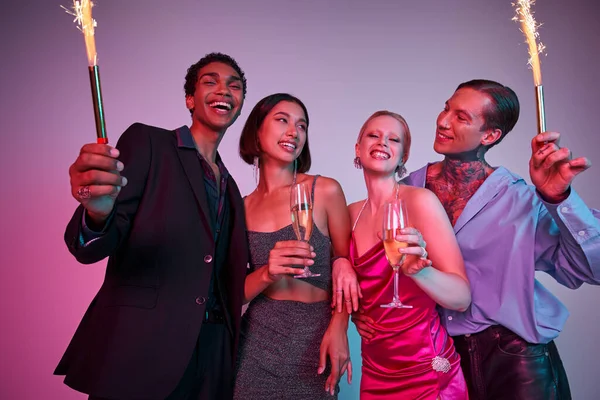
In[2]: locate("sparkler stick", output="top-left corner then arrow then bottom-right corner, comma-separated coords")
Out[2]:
62,0 -> 108,144
513,0 -> 547,135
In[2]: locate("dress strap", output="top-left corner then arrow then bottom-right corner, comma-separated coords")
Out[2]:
311,174 -> 320,203
352,198 -> 369,232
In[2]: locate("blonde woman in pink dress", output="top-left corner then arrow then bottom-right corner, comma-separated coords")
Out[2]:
349,111 -> 471,399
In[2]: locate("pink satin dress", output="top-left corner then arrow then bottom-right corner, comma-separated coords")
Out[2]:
351,210 -> 468,399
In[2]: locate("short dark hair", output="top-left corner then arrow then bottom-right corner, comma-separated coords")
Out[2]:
184,52 -> 247,101
456,79 -> 520,148
239,93 -> 312,173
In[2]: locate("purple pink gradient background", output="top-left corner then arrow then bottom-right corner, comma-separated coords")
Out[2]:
1,0 -> 599,398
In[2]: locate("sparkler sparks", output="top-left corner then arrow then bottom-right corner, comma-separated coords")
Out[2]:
61,0 -> 97,66
513,0 -> 547,134
512,0 -> 545,85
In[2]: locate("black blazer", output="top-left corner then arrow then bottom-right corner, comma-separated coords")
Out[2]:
55,123 -> 249,399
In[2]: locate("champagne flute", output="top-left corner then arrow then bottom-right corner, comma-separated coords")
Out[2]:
290,182 -> 320,278
381,199 -> 412,308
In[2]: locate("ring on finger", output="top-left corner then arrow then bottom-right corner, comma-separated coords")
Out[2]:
76,186 -> 91,200
420,248 -> 428,259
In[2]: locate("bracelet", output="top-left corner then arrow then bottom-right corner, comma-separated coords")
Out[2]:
331,256 -> 348,265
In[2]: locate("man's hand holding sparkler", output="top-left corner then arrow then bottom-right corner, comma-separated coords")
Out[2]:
530,131 -> 592,203
69,143 -> 127,228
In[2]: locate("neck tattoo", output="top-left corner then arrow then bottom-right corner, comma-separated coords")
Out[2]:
426,158 -> 493,226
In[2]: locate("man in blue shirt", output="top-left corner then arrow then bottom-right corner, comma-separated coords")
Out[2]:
353,79 -> 600,399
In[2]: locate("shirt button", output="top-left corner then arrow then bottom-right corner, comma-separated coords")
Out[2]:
448,316 -> 453,321
578,230 -> 586,237
204,255 -> 213,263
195,296 -> 206,305
561,207 -> 569,213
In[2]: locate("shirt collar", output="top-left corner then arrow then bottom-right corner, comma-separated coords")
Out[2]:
176,125 -> 230,179
176,125 -> 196,149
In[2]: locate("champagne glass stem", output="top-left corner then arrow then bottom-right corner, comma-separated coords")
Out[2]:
392,268 -> 400,304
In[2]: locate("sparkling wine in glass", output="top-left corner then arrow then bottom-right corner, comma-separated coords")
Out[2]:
381,199 -> 412,308
290,182 -> 320,278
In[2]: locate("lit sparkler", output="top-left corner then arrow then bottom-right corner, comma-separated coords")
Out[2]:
513,0 -> 547,135
62,0 -> 108,144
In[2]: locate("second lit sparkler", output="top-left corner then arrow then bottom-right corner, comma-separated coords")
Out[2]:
513,0 -> 547,135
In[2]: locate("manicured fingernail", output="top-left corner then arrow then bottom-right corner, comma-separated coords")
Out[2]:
116,161 -> 124,171
110,148 -> 119,157
311,252 -> 316,257
121,177 -> 128,186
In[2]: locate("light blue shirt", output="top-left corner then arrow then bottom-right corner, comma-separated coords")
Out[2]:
403,164 -> 600,343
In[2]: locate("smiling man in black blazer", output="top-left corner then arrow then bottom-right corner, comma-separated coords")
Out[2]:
55,53 -> 250,400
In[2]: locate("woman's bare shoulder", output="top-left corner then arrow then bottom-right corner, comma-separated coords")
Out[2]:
348,199 -> 367,220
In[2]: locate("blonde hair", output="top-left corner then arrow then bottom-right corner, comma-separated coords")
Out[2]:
356,110 -> 412,164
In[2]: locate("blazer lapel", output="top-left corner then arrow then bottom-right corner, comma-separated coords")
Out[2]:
219,178 -> 247,337
175,146 -> 214,242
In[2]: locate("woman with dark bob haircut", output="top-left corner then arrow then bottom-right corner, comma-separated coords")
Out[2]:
233,93 -> 357,399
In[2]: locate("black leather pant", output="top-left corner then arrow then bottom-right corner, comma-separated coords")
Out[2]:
453,326 -> 571,400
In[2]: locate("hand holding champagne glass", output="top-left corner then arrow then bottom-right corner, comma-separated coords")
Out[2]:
381,199 -> 412,309
290,182 -> 320,278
